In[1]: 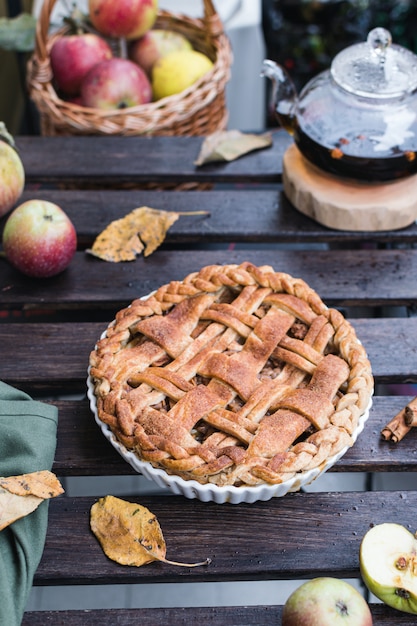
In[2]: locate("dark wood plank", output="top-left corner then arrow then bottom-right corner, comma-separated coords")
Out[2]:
1,248 -> 416,310
15,133 -> 291,186
352,317 -> 417,384
0,318 -> 415,393
51,396 -> 417,477
34,491 -> 417,585
6,188 -> 416,246
22,606 -> 285,626
21,604 -> 416,626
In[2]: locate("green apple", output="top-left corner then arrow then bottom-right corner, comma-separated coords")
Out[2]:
360,522 -> 417,614
0,135 -> 24,217
282,577 -> 373,625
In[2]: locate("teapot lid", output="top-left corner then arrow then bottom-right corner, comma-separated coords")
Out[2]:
331,27 -> 417,98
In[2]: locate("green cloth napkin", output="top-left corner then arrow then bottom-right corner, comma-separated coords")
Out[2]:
0,381 -> 58,626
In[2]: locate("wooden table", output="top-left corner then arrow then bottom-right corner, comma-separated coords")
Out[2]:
2,130 -> 417,624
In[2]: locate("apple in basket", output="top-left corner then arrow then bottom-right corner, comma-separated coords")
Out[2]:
360,523 -> 417,614
152,49 -> 213,100
0,135 -> 24,218
50,33 -> 113,96
282,578 -> 373,625
2,200 -> 77,278
80,58 -> 152,109
88,0 -> 158,40
129,29 -> 192,76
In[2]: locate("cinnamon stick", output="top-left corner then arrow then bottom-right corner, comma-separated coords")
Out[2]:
404,397 -> 417,427
381,396 -> 417,442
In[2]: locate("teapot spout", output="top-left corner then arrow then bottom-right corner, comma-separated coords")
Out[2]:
261,59 -> 298,133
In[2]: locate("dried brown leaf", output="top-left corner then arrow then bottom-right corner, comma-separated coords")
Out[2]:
90,495 -> 210,568
0,487 -> 43,531
86,206 -> 179,262
195,130 -> 273,166
0,470 -> 64,531
0,470 -> 64,498
91,495 -> 166,566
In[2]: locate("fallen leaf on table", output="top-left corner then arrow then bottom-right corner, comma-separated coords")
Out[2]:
86,206 -> 178,261
86,206 -> 207,262
0,470 -> 64,531
195,129 -> 273,166
90,495 -> 211,568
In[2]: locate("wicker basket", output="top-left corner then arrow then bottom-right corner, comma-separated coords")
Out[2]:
27,0 -> 232,137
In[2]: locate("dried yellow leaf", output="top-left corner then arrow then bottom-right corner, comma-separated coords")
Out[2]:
0,487 -> 43,531
0,470 -> 64,498
134,207 -> 180,258
0,470 -> 64,531
87,206 -> 179,262
195,130 -> 273,166
91,495 -> 166,566
90,495 -> 210,568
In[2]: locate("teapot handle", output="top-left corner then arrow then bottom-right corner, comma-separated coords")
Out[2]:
261,60 -> 298,132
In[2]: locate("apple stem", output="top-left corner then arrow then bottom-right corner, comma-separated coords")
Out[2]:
119,37 -> 128,59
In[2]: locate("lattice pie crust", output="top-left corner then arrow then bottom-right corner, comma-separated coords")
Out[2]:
89,263 -> 373,487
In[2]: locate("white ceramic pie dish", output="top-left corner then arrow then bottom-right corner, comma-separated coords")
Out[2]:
87,364 -> 372,504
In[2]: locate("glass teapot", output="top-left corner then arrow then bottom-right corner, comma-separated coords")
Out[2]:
262,27 -> 417,181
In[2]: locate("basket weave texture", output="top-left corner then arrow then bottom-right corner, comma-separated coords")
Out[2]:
27,0 -> 232,137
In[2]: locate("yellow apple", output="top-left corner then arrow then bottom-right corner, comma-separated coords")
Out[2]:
152,49 -> 213,100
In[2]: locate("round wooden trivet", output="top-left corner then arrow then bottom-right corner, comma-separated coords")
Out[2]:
282,143 -> 417,231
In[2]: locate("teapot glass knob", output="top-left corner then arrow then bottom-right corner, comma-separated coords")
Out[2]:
368,27 -> 392,57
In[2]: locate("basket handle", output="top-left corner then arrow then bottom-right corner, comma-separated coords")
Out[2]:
203,0 -> 217,19
202,0 -> 224,37
34,0 -> 57,63
34,0 -> 224,62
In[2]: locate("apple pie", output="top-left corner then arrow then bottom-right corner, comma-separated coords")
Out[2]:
89,262 -> 373,488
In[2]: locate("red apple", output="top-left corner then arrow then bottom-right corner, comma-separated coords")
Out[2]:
0,139 -> 24,218
65,95 -> 83,106
50,33 -> 113,96
81,58 -> 152,109
2,200 -> 77,278
129,29 -> 192,76
89,0 -> 158,41
282,578 -> 373,625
